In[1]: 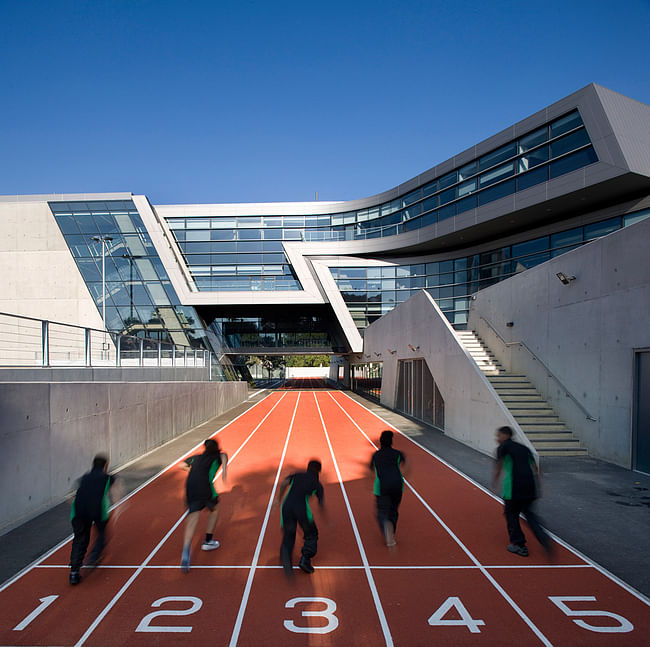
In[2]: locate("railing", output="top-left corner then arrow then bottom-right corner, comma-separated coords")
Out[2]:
479,316 -> 597,421
0,311 -> 212,372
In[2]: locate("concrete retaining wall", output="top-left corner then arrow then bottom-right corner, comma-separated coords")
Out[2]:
0,380 -> 247,534
468,216 -> 650,467
361,290 -> 531,458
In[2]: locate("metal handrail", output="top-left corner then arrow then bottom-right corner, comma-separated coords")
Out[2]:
478,316 -> 597,421
0,311 -> 210,370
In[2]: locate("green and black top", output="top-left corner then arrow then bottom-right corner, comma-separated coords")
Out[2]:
370,447 -> 405,496
496,438 -> 537,500
70,468 -> 115,522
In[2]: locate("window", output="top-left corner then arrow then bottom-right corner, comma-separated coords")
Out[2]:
458,179 -> 477,197
517,166 -> 548,190
479,162 -> 515,187
438,171 -> 457,189
584,218 -> 620,240
549,147 -> 597,178
402,189 -> 421,207
478,179 -> 515,205
518,145 -> 548,171
550,129 -> 590,158
550,110 -> 583,138
458,161 -> 477,180
518,127 -> 547,153
478,142 -> 516,172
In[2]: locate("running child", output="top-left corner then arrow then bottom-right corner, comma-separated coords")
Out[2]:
180,438 -> 228,572
370,430 -> 406,547
69,454 -> 120,584
276,460 -> 324,575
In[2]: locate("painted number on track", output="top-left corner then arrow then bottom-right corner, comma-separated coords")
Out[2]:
284,597 -> 339,634
13,595 -> 59,631
428,596 -> 486,633
135,596 -> 203,633
549,596 -> 634,633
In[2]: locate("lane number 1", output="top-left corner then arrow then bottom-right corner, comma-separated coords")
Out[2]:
13,595 -> 59,631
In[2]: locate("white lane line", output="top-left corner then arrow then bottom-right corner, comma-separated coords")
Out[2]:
228,392 -> 301,647
314,392 -> 394,647
327,391 -> 553,647
0,391 -> 278,593
334,391 -> 650,607
71,391 -> 290,647
35,562 -> 594,571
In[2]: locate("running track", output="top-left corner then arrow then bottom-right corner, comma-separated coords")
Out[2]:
1,389 -> 648,646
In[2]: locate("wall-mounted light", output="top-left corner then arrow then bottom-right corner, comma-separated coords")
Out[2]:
556,272 -> 576,285
387,349 -> 396,355
408,344 -> 420,352
374,352 -> 382,357
506,321 -> 514,328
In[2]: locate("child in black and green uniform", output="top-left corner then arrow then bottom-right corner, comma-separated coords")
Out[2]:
69,454 -> 117,584
180,438 -> 228,572
276,460 -> 324,575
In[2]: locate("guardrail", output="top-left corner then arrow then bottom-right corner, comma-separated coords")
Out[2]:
0,311 -> 212,373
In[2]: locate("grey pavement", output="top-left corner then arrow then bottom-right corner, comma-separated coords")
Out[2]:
2,388 -> 649,602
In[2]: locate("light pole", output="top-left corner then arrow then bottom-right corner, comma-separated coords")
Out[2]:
91,235 -> 113,354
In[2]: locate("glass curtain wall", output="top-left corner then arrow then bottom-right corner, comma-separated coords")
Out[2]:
164,110 -> 598,292
332,209 -> 650,330
49,199 -> 228,378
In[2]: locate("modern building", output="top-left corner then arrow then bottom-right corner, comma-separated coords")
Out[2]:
1,83 -> 649,469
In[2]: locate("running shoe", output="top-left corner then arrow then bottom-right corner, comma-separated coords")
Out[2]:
507,543 -> 529,557
181,547 -> 191,572
298,557 -> 314,574
201,539 -> 221,551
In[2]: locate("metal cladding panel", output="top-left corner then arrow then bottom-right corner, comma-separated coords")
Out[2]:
594,84 -> 650,177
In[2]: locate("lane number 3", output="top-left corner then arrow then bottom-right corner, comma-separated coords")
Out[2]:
284,597 -> 339,634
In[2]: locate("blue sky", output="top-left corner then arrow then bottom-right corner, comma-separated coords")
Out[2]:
2,0 -> 649,204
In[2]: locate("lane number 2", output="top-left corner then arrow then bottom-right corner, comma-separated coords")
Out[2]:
284,597 -> 339,634
135,596 -> 203,633
549,596 -> 634,633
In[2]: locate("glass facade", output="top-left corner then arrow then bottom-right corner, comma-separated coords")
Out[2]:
49,200 -> 227,375
165,110 -> 597,292
332,209 -> 650,330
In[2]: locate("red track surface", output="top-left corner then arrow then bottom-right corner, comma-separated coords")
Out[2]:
1,390 -> 648,646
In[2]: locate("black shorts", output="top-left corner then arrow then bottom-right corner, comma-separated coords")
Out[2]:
187,494 -> 219,513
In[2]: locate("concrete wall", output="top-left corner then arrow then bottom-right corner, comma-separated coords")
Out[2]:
0,200 -> 106,328
468,216 -> 650,467
360,290 -> 531,457
0,380 -> 247,534
285,366 -> 330,378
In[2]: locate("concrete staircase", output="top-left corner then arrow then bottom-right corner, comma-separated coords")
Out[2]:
456,330 -> 588,457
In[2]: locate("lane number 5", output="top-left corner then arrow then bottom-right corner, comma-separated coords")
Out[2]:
549,596 -> 634,633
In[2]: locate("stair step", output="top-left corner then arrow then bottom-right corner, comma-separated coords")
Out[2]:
500,394 -> 544,402
526,432 -> 576,440
514,415 -> 562,424
519,423 -> 570,431
536,448 -> 589,457
507,405 -> 555,413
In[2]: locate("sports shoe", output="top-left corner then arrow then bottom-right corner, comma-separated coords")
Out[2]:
298,556 -> 314,574
69,570 -> 81,585
181,547 -> 191,572
201,539 -> 220,551
507,543 -> 529,557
